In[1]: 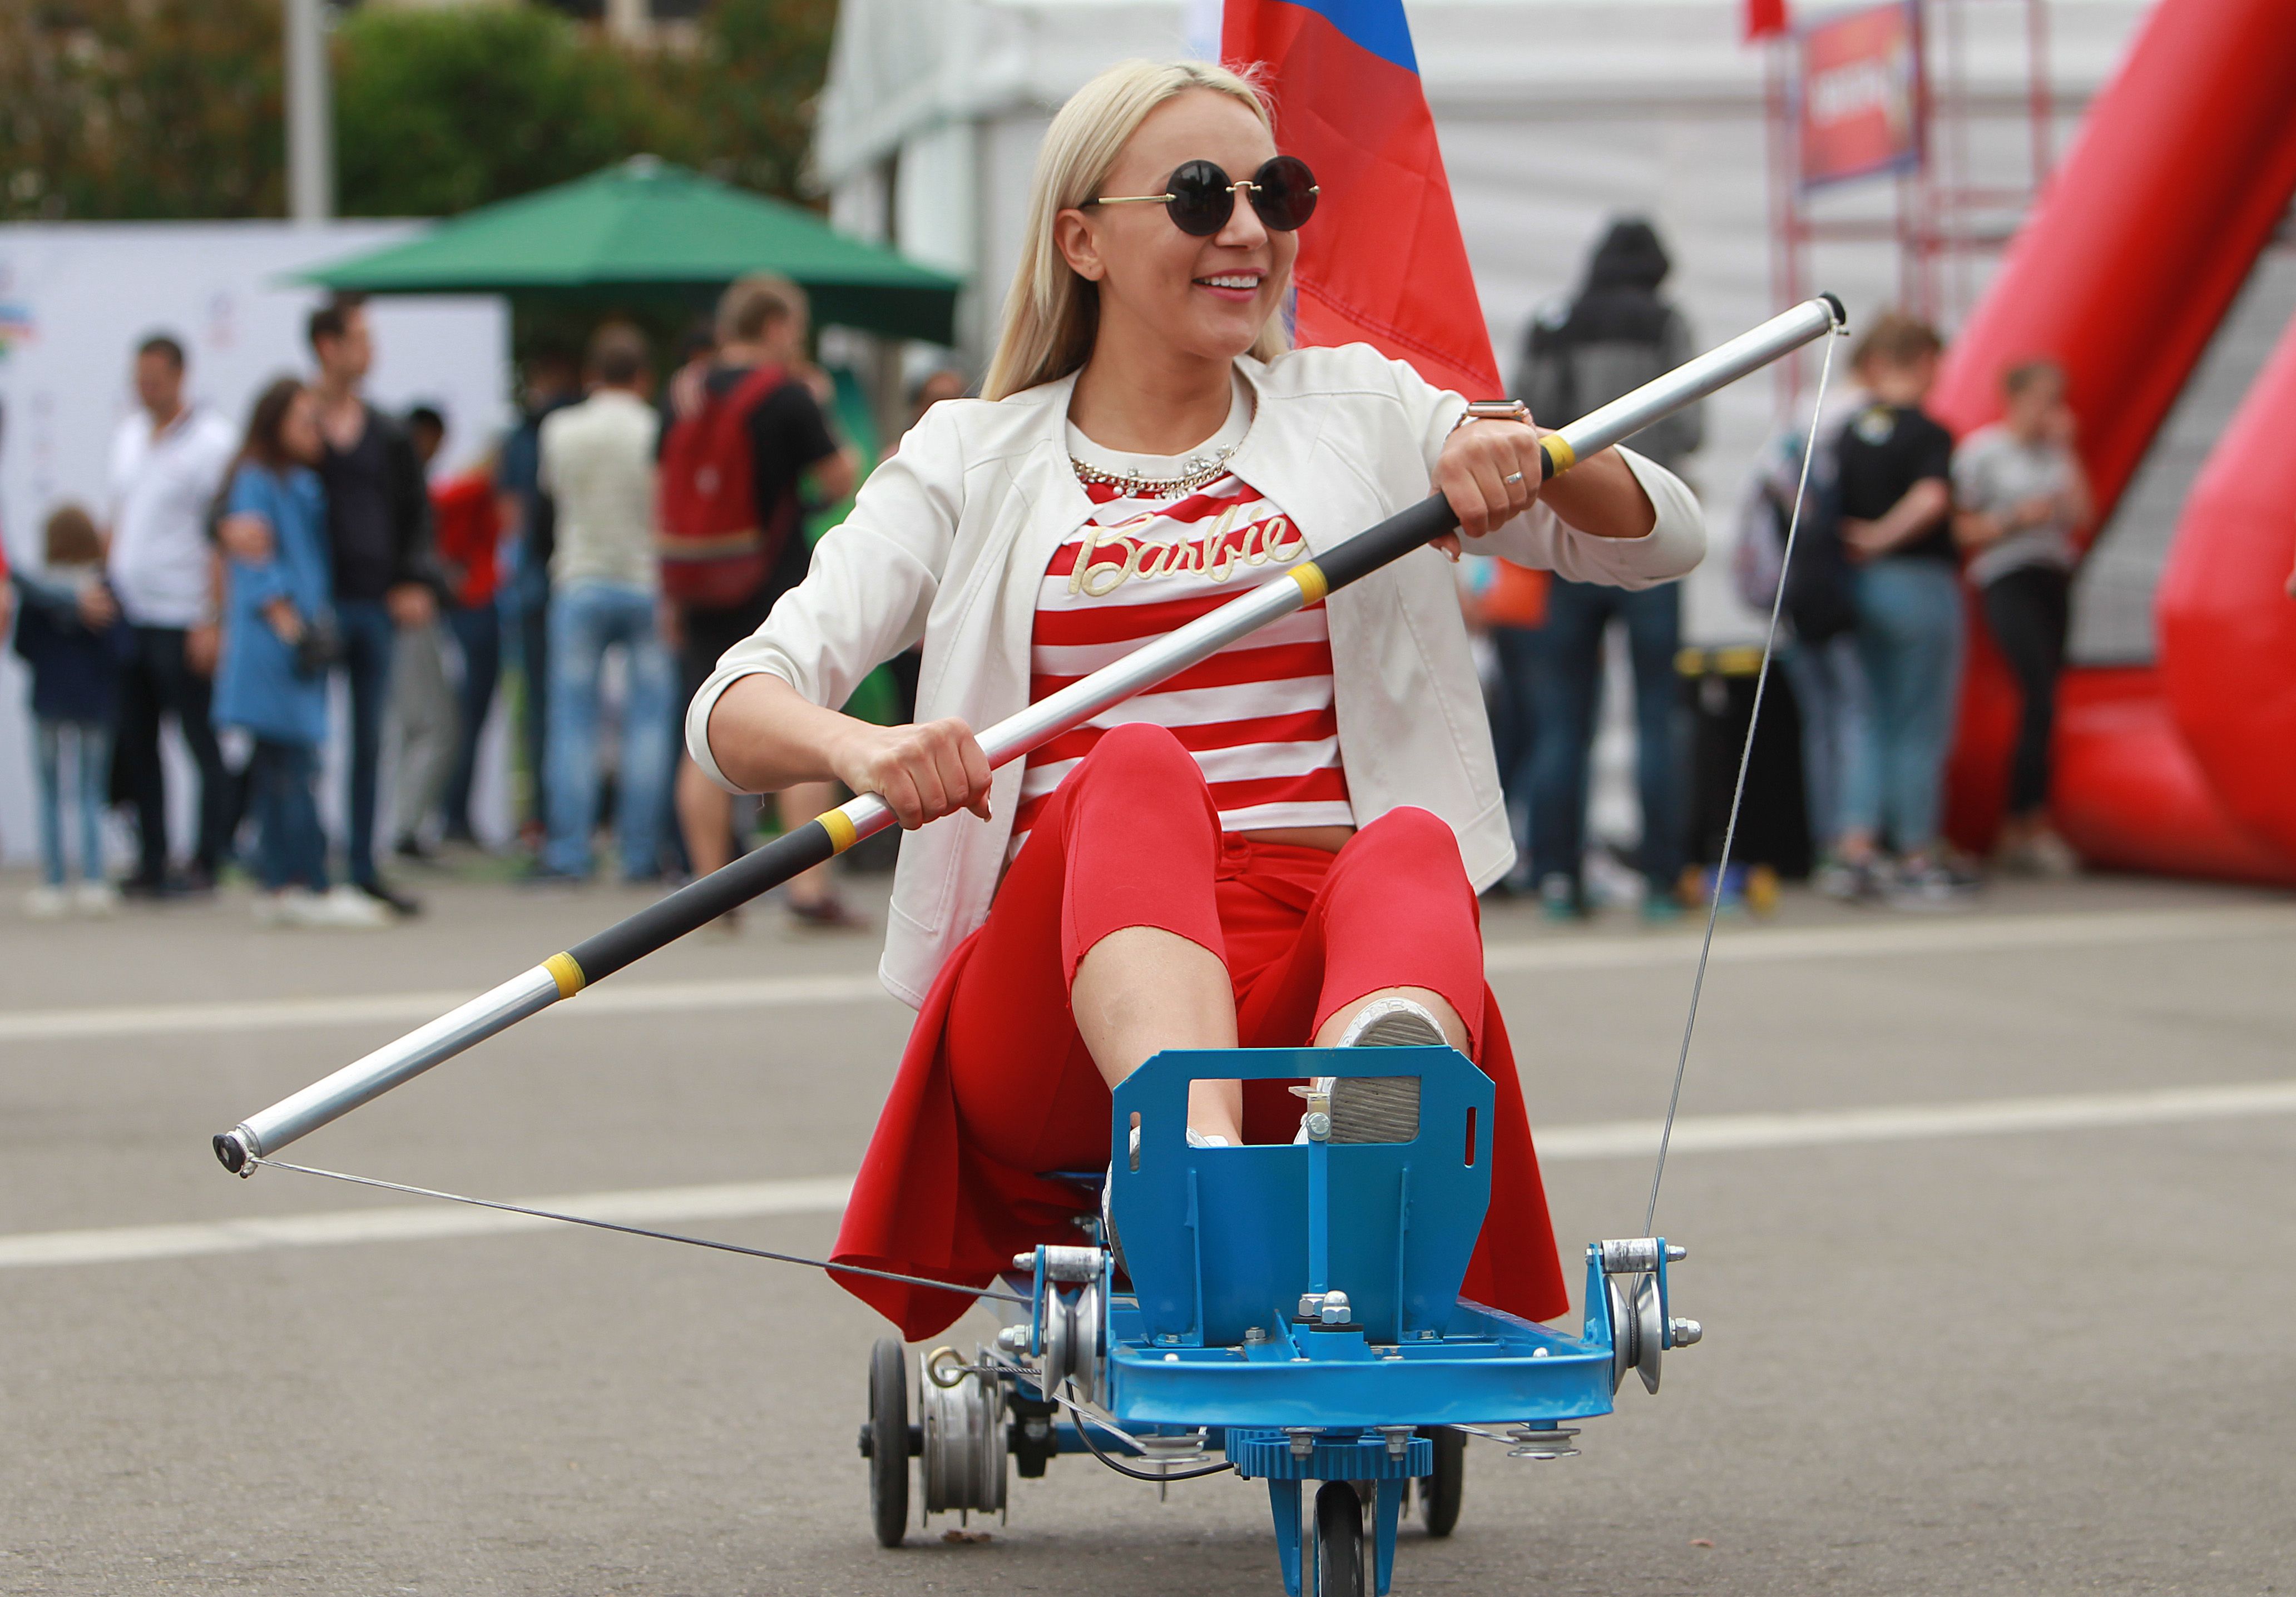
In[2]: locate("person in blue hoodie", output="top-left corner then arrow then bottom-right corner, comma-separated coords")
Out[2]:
11,503 -> 133,916
212,378 -> 388,929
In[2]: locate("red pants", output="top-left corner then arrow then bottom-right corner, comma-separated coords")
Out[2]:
832,723 -> 1569,1338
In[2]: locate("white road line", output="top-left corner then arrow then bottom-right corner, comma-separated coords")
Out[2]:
6,1080 -> 2290,1273
4,903 -> 2291,1047
0,1176 -> 854,1271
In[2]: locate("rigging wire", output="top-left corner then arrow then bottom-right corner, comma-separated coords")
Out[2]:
247,1155 -> 1032,1306
1643,325 -> 1844,1238
1054,1381 -> 1236,1483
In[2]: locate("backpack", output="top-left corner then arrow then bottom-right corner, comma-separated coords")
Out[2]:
1733,418 -> 1856,644
656,363 -> 795,608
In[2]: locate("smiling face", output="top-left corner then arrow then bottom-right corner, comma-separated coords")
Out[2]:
1055,88 -> 1297,366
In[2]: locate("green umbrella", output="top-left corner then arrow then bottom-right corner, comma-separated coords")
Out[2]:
300,156 -> 962,344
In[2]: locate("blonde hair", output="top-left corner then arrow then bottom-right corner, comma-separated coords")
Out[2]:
982,58 -> 1292,401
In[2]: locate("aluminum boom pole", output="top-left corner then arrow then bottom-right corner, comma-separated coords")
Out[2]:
214,294 -> 1844,1176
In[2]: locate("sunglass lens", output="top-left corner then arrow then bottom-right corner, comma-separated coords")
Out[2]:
1165,161 -> 1235,237
1250,157 -> 1318,231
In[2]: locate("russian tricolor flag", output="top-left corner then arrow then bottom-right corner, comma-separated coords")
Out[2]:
1223,0 -> 1502,398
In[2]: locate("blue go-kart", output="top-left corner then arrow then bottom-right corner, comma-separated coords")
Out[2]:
859,1046 -> 1700,1595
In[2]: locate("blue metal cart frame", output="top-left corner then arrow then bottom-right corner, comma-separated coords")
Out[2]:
867,1047 -> 1698,1596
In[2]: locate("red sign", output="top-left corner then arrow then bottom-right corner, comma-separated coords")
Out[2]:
1798,1 -> 1923,190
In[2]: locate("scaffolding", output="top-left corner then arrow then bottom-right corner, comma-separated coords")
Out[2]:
1765,0 -> 2057,403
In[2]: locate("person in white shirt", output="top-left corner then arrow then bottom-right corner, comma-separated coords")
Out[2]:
1952,358 -> 2091,877
534,323 -> 674,882
687,59 -> 1706,1341
105,333 -> 239,895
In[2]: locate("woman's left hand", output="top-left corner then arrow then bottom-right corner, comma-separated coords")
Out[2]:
1436,418 -> 1545,543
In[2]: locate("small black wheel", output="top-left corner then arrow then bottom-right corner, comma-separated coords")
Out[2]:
1314,1480 -> 1365,1597
1418,1425 -> 1464,1537
867,1337 -> 909,1547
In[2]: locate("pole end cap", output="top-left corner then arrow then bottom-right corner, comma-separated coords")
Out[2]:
1818,291 -> 1848,332
214,1129 -> 255,1177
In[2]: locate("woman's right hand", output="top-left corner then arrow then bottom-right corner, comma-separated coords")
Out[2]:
262,597 -> 304,645
830,717 -> 994,829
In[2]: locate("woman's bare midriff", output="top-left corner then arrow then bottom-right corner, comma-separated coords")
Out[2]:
1239,825 -> 1356,852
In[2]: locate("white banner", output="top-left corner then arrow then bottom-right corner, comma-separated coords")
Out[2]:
0,221 -> 512,869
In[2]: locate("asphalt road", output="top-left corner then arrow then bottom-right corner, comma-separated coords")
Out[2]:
3,865 -> 2290,1596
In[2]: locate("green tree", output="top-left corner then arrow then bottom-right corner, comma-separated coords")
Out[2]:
678,0 -> 838,200
1,0 -> 838,224
335,4 -> 680,217
2,0 -> 283,222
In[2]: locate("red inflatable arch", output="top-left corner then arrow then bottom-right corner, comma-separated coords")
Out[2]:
1926,0 -> 2296,884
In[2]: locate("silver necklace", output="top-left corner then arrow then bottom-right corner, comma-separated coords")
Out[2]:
1069,442 -> 1237,498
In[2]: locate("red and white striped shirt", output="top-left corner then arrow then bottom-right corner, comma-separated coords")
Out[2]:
1011,467 -> 1353,853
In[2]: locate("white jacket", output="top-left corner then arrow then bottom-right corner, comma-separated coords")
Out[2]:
689,343 -> 1705,1007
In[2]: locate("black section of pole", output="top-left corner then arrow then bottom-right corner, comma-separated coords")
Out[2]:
565,819 -> 839,985
1310,495 -> 1463,594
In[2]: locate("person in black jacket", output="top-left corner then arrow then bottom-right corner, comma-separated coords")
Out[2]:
1515,218 -> 1705,920
308,297 -> 436,914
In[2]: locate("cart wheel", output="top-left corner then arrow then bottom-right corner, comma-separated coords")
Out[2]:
867,1337 -> 909,1547
1418,1426 -> 1464,1538
1313,1480 -> 1365,1597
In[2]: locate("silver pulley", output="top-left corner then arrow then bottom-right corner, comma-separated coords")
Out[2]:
1600,1238 -> 1701,1396
1605,1271 -> 1667,1395
1040,1276 -> 1105,1405
1023,1246 -> 1107,1405
920,1346 -> 1007,1519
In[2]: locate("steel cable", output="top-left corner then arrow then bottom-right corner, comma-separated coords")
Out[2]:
248,1155 -> 1032,1306
1644,327 -> 1844,1236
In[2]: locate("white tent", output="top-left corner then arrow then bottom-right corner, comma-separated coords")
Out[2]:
814,0 -> 2150,643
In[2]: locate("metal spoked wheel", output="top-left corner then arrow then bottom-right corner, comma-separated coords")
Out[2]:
1313,1480 -> 1365,1597
1418,1426 -> 1465,1537
867,1337 -> 909,1548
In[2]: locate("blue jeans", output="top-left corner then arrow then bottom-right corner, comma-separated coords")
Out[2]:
508,549 -> 552,832
544,582 -> 675,879
441,601 -> 502,838
33,717 -> 111,887
1779,633 -> 1873,854
1844,558 -> 1965,854
246,739 -> 328,893
334,599 -> 397,887
1528,579 -> 1684,892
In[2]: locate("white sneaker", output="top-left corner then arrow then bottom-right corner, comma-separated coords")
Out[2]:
23,885 -> 70,919
260,888 -> 316,927
1334,996 -> 1449,1050
315,884 -> 393,928
73,881 -> 121,916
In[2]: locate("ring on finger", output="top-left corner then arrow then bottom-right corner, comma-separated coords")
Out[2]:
1502,470 -> 1525,485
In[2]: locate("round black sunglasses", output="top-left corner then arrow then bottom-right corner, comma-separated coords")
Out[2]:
1084,156 -> 1320,237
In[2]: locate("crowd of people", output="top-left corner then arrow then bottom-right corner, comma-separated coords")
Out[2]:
1472,220 -> 2089,917
4,234 -> 2091,929
2,274 -> 874,929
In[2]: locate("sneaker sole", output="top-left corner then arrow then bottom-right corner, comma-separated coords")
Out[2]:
1325,1003 -> 1445,1143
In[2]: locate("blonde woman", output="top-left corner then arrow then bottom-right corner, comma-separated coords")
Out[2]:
688,59 -> 1704,1337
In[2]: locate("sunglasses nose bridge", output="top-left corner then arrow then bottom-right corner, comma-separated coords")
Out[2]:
1210,185 -> 1271,246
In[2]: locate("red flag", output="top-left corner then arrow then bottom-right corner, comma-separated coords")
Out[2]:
1223,1 -> 1502,398
1745,0 -> 1790,41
